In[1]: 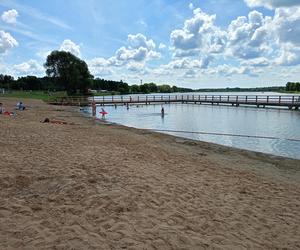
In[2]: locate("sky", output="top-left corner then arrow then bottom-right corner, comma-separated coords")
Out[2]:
0,0 -> 300,89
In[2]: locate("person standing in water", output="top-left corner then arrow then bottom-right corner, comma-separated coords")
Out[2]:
161,107 -> 165,117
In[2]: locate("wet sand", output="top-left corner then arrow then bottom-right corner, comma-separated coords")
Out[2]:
0,98 -> 300,249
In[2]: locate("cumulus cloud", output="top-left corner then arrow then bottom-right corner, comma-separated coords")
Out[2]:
0,30 -> 18,54
127,33 -> 155,50
88,57 -> 114,76
116,46 -> 148,62
170,8 -> 227,58
244,0 -> 300,9
60,39 -> 81,57
13,59 -> 43,76
227,11 -> 272,60
1,9 -> 18,24
105,33 -> 161,69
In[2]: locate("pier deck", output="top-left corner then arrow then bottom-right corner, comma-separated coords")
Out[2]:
49,94 -> 300,110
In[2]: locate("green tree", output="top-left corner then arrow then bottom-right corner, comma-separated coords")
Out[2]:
158,84 -> 172,93
130,84 -> 140,93
44,51 -> 93,95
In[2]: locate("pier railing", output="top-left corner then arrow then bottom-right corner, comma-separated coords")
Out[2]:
48,94 -> 300,109
90,94 -> 300,104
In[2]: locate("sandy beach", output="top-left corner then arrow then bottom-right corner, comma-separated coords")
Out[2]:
0,97 -> 300,249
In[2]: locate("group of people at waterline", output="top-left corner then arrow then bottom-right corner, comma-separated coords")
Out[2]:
91,102 -> 165,119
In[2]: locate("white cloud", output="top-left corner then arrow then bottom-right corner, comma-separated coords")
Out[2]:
189,3 -> 194,10
107,33 -> 161,66
244,0 -> 300,9
60,39 -> 81,57
159,43 -> 166,50
170,8 -> 226,57
116,46 -> 148,62
1,9 -> 18,24
88,57 -> 114,76
227,11 -> 272,59
127,33 -> 155,50
13,59 -> 43,76
0,30 -> 18,54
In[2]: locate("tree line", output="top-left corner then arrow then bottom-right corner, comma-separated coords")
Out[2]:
0,50 -> 192,95
0,74 -> 193,95
286,82 -> 300,92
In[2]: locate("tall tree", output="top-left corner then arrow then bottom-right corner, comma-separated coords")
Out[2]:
44,51 -> 93,95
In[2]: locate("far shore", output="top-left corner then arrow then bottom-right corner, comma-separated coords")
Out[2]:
1,97 -> 300,249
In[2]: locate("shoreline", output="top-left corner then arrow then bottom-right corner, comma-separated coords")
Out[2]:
1,97 -> 300,249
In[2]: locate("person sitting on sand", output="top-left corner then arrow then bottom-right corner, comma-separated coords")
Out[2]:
16,101 -> 26,110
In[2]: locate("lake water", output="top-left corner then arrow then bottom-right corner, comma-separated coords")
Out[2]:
85,92 -> 300,160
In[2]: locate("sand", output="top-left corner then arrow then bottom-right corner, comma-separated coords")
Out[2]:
0,97 -> 300,249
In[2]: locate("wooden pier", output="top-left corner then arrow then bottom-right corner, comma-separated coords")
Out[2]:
49,94 -> 300,110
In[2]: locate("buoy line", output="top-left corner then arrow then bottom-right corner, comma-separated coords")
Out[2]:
146,129 -> 300,142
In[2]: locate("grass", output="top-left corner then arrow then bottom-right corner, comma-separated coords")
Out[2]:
0,91 -> 67,101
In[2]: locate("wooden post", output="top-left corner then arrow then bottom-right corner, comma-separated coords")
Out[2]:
292,96 -> 295,104
246,96 -> 248,103
219,95 -> 221,102
267,96 -> 269,103
279,96 -> 281,104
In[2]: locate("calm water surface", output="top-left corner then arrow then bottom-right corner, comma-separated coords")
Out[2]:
87,92 -> 300,159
